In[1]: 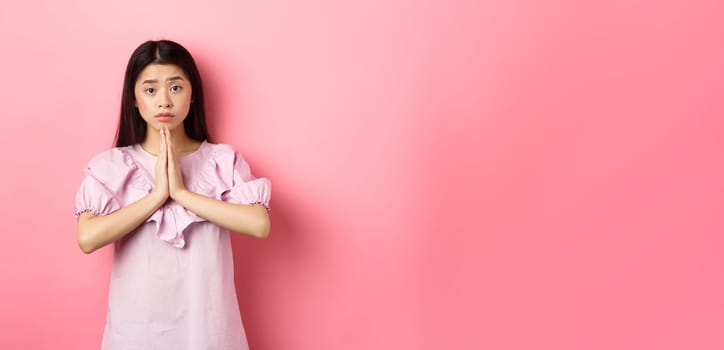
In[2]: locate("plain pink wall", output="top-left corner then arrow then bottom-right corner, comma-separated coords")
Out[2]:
1,0 -> 724,349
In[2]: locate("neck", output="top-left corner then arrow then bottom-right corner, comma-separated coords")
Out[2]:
141,126 -> 196,156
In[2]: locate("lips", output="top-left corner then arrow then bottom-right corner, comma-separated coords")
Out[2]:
155,113 -> 174,121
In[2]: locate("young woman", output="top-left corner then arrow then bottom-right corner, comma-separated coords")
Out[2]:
75,39 -> 270,349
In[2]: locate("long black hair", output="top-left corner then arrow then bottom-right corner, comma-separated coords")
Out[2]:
114,40 -> 210,147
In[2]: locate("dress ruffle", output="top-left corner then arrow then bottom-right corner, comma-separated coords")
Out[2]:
199,144 -> 272,211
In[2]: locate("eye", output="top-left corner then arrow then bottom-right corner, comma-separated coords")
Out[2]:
170,85 -> 183,93
144,87 -> 156,94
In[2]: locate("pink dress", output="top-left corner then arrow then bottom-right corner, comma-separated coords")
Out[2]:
75,141 -> 271,350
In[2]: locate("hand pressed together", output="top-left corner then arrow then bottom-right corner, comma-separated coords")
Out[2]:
152,127 -> 188,201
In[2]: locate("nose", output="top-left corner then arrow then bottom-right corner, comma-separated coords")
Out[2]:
159,91 -> 173,109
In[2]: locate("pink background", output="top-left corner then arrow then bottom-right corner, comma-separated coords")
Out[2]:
1,0 -> 723,349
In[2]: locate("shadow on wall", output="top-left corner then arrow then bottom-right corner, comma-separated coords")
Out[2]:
231,185 -> 308,349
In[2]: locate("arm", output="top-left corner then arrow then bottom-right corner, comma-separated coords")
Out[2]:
77,192 -> 166,254
173,190 -> 270,239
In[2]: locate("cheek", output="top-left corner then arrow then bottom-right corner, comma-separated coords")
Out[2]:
135,93 -> 150,105
176,94 -> 193,112
135,95 -> 155,116
178,91 -> 192,104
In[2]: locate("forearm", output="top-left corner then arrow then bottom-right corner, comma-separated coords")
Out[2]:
77,192 -> 167,254
173,190 -> 270,239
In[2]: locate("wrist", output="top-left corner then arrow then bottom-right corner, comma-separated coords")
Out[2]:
171,188 -> 193,203
149,189 -> 168,205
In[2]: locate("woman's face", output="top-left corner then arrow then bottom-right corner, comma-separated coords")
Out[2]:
134,64 -> 192,132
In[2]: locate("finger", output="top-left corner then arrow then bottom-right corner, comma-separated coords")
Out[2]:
159,128 -> 165,151
160,128 -> 168,167
166,128 -> 173,159
167,132 -> 177,177
165,127 -> 172,157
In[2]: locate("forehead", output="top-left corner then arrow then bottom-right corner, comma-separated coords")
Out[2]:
136,64 -> 188,83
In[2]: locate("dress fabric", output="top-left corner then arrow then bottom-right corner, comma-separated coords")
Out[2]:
75,141 -> 271,350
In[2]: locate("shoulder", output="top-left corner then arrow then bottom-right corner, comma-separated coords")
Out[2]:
201,141 -> 237,156
86,147 -> 134,172
196,142 -> 259,180
84,146 -> 139,189
198,141 -> 242,165
86,147 -> 130,167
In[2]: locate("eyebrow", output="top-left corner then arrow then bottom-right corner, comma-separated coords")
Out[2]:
141,76 -> 186,84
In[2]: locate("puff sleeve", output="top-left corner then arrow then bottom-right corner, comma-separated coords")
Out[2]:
220,152 -> 272,211
74,170 -> 121,219
73,148 -> 147,220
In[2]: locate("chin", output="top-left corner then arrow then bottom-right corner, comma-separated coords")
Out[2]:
152,122 -> 183,131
